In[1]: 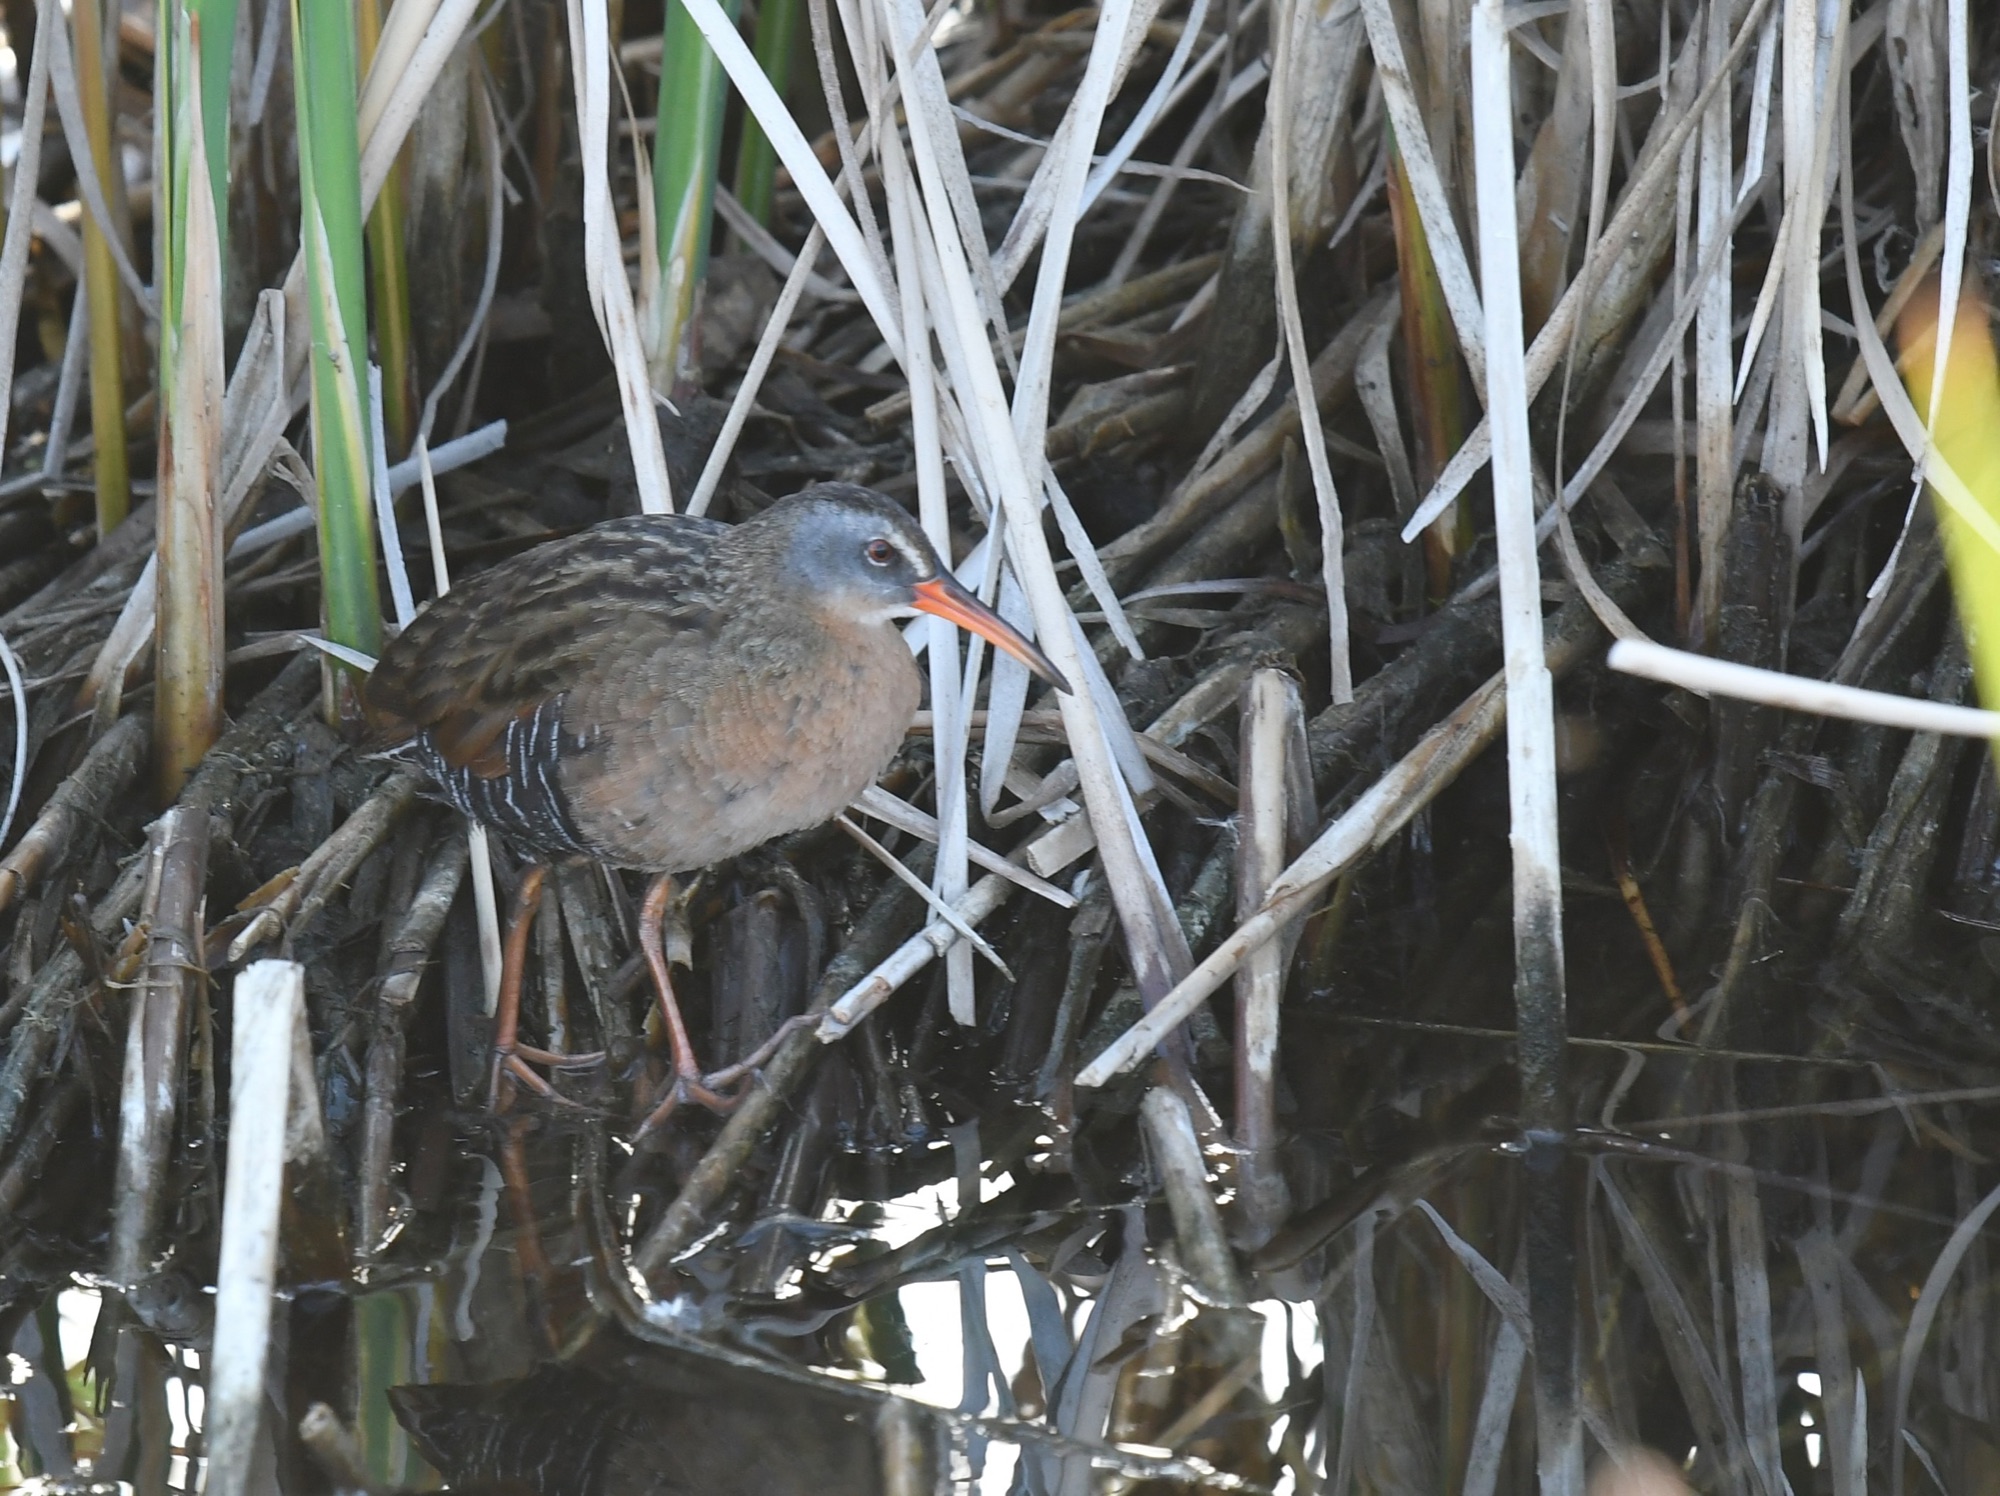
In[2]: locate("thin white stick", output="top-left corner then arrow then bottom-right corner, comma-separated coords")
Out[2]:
807,0 -> 890,290
394,420 -> 507,495
1079,0 -> 1211,212
1470,0 -> 1564,1004
713,185 -> 857,302
1185,352 -> 1280,489
825,737 -> 1132,1039
1269,0 -> 1349,702
1464,1320 -> 1530,1496
880,106 -> 998,508
880,0 -> 1193,1003
564,0 -> 673,512
851,783 -> 1074,905
205,960 -> 304,1496
0,0 -> 55,462
835,815 -> 1007,971
1232,668 -> 1301,1228
1078,649 -> 1490,1083
995,0 -> 1149,660
294,637 -> 382,673
0,628 -> 27,850
1473,0 -> 1579,1484
1107,54 -> 1268,288
673,0 -> 902,348
1356,0 -> 1487,387
1693,0 -> 1737,634
1829,86 -> 2000,559
1044,463 -> 1144,660
41,285 -> 88,479
860,0 -> 1015,372
1746,0 -> 1845,491
1923,0 -> 1970,445
45,11 -> 153,312
1354,308 -> 1416,516
1991,77 -> 1999,215
1141,1086 -> 1245,1304
415,443 -> 505,1012
1608,640 -> 2000,738
1009,0 -> 1139,450
469,845 -> 507,1017
1737,8 -> 1777,208
225,424 -> 508,560
360,0 -> 483,221
818,870 -> 1018,1036
368,365 -> 416,626
687,224 -> 825,516
887,161 -> 975,1023
245,0 -> 286,126
1891,1174 -> 2000,1496
356,0 -> 445,147
1399,0 -> 1778,541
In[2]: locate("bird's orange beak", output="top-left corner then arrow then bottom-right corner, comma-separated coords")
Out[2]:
912,575 -> 1071,692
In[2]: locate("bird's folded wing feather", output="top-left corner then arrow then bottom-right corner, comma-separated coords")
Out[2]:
363,515 -> 732,777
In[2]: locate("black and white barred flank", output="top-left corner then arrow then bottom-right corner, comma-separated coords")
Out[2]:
412,697 -> 597,859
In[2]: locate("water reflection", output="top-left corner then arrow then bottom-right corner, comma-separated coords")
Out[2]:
7,1092 -> 1304,1496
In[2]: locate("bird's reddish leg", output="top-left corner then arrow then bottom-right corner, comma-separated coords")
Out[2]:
636,874 -> 699,1082
490,864 -> 602,1111
633,872 -> 796,1136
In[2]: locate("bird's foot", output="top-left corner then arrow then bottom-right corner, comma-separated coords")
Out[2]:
491,1042 -> 608,1113
629,1015 -> 813,1139
487,863 -> 610,1112
630,1072 -> 746,1138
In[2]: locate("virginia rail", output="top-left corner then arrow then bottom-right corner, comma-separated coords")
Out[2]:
365,483 -> 1067,1125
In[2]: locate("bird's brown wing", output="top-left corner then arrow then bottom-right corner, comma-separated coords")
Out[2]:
364,514 -> 732,778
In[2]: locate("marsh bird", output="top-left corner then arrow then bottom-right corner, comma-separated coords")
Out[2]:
365,482 -> 1068,1127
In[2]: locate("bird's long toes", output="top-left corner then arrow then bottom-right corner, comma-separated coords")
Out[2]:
514,1043 -> 607,1070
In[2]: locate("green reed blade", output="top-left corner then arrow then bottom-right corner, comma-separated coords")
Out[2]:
292,0 -> 381,666
731,0 -> 800,226
647,0 -> 742,390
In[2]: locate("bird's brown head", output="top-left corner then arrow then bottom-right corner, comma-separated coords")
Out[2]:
754,484 -> 1071,692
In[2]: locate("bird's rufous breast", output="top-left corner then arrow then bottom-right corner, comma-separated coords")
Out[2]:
557,605 -> 921,872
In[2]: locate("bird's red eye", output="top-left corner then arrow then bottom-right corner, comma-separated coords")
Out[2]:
865,538 -> 895,565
